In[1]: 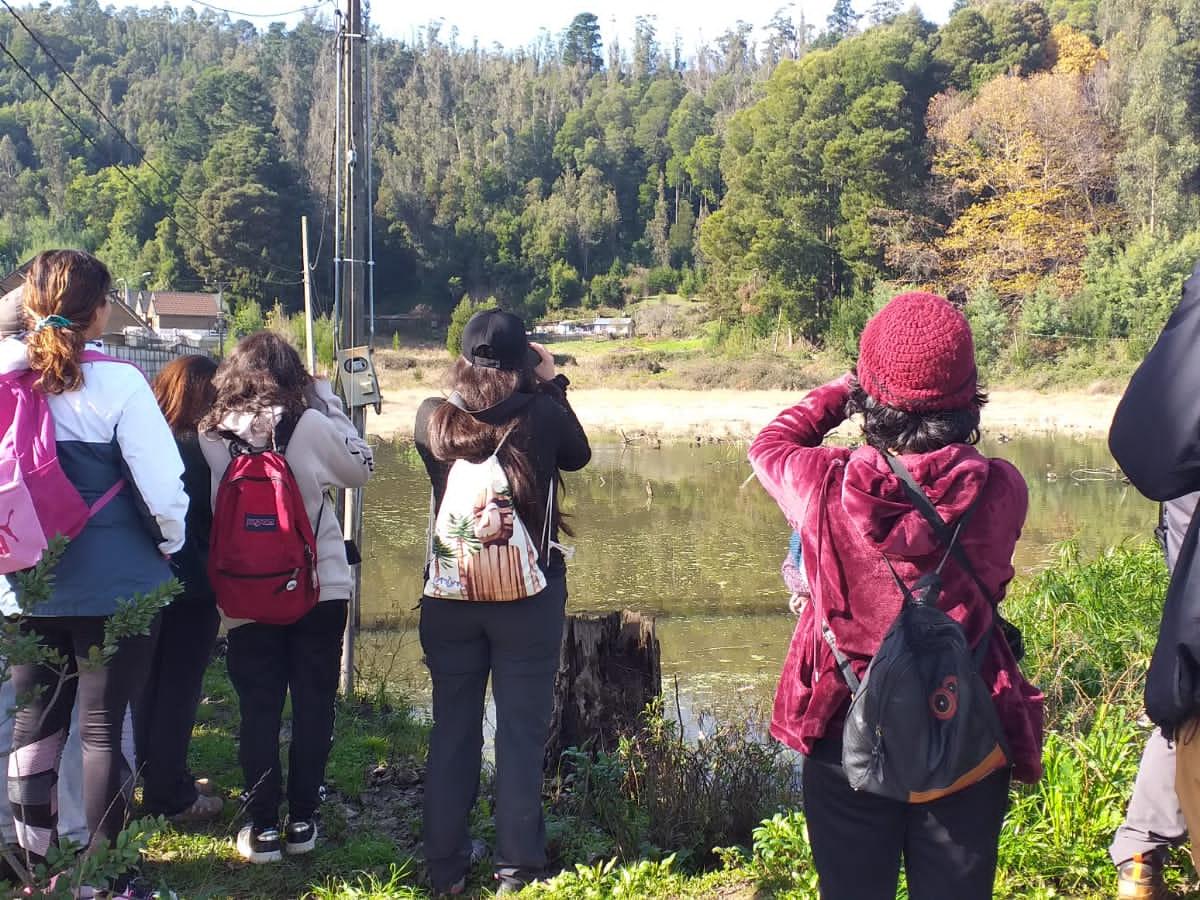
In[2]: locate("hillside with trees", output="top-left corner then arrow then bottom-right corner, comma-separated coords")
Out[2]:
0,0 -> 1197,375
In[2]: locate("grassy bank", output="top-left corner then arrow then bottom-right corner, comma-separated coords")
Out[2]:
137,543 -> 1189,898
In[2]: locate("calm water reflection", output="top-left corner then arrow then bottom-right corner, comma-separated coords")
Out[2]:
360,434 -> 1155,716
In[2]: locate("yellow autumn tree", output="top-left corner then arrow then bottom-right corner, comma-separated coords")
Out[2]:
1048,23 -> 1107,75
928,71 -> 1118,299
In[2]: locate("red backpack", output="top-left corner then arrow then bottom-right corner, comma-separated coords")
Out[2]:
208,417 -> 319,625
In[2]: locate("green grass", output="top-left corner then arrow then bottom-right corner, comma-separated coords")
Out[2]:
137,544 -> 1197,898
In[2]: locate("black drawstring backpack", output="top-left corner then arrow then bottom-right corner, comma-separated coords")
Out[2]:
816,452 -> 1012,803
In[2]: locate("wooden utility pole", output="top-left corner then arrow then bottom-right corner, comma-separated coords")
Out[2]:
301,215 -> 316,374
337,0 -> 369,696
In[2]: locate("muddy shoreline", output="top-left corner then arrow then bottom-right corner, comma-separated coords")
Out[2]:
367,386 -> 1121,442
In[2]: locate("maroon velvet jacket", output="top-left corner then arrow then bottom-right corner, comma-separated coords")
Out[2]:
749,376 -> 1045,784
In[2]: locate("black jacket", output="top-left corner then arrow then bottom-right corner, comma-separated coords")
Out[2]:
1111,262 -> 1200,733
414,375 -> 591,576
169,433 -> 215,602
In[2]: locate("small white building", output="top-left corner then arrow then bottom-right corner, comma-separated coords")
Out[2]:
591,317 -> 634,338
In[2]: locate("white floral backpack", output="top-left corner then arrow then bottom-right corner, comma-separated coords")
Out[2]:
423,432 -> 557,602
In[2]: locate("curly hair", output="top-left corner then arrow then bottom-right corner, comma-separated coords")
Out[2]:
23,250 -> 111,395
847,377 -> 987,455
200,331 -> 311,434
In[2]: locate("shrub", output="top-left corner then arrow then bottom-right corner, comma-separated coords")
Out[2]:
1079,228 -> 1200,357
633,302 -> 704,340
445,295 -> 499,357
965,285 -> 1009,372
645,266 -> 680,296
551,701 -> 799,867
229,299 -> 264,338
549,260 -> 584,308
678,266 -> 702,298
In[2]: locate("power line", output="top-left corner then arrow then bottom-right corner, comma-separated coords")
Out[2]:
1,0 -> 305,279
182,0 -> 330,19
0,37 -> 303,288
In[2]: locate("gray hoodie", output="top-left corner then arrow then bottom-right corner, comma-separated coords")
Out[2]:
200,378 -> 373,622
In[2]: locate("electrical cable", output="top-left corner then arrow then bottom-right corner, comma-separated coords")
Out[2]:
0,37 -> 304,287
183,0 -> 330,19
1,0 -> 305,278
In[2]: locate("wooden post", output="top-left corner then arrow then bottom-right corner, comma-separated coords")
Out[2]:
544,610 -> 662,771
301,215 -> 316,374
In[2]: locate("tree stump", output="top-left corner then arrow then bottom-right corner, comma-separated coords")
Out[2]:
544,610 -> 662,771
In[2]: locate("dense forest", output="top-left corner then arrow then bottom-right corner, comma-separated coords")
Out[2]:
1,0 -> 1198,359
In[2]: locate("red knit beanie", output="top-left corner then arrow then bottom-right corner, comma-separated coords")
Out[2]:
856,292 -> 978,413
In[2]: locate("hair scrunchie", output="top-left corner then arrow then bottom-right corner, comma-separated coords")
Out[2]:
32,314 -> 74,333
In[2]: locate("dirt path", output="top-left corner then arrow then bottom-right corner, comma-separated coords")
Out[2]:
367,386 -> 1121,442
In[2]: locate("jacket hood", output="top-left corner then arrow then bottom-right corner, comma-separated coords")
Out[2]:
216,407 -> 284,448
841,444 -> 992,557
0,337 -> 28,376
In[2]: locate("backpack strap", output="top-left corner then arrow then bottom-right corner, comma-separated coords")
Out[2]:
882,451 -> 1008,665
806,461 -> 864,696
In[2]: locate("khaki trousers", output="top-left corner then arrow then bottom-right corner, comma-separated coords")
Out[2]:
1175,720 -> 1200,866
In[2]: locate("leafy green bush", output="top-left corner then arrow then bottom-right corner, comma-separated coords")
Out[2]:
1005,541 -> 1165,717
1079,229 -> 1200,357
589,266 -> 625,309
645,266 -> 680,296
229,299 -> 264,338
965,285 -> 1009,373
551,701 -> 799,868
549,260 -> 584,309
445,295 -> 499,357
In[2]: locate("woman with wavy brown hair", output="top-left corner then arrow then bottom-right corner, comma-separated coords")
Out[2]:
132,355 -> 224,826
200,331 -> 373,864
0,250 -> 187,887
414,309 -> 590,895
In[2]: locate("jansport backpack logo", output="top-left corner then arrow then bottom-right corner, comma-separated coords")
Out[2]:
208,422 -> 319,625
0,352 -> 132,573
424,447 -> 549,603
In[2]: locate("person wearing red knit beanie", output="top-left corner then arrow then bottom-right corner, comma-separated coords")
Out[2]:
749,292 -> 1044,900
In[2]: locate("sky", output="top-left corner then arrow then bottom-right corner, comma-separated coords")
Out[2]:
98,0 -> 959,53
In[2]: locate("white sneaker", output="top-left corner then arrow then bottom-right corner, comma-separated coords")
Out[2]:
235,824 -> 282,864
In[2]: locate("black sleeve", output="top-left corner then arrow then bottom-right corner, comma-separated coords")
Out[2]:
1110,262 -> 1200,501
538,377 -> 590,473
414,397 -> 451,506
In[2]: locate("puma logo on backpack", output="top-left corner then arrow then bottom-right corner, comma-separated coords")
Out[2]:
208,417 -> 320,625
423,431 -> 554,603
0,351 -> 132,573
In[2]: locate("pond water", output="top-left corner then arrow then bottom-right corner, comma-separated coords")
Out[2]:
358,433 -> 1155,720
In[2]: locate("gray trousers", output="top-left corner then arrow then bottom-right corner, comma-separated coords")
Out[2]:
0,677 -> 134,847
1111,728 -> 1188,864
419,577 -> 566,891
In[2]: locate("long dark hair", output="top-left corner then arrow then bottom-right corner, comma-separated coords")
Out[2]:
428,358 -> 567,542
847,377 -> 987,455
24,249 -> 111,395
154,355 -> 219,437
200,331 -> 311,434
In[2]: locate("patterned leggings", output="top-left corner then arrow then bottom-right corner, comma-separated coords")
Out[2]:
7,616 -> 158,858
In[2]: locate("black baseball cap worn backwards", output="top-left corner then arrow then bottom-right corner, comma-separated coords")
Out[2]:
461,308 -> 540,372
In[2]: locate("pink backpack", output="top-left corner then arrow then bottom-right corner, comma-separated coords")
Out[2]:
0,351 -> 132,574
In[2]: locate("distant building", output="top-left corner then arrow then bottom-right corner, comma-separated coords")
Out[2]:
592,316 -> 634,338
533,316 -> 634,339
137,290 -> 223,338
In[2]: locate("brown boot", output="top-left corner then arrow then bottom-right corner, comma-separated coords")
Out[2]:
1117,852 -> 1166,900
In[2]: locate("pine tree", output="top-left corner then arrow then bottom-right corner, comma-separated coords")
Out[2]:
827,0 -> 861,38
868,0 -> 903,26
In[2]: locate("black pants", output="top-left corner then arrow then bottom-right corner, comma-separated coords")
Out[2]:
419,577 -> 566,891
225,599 -> 347,828
801,753 -> 1011,900
8,615 -> 159,858
132,594 -> 220,816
